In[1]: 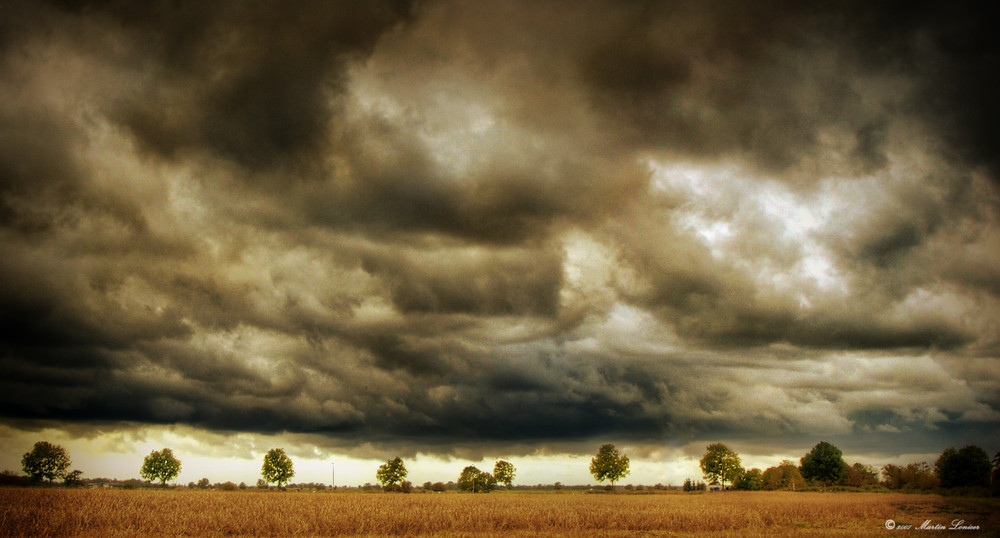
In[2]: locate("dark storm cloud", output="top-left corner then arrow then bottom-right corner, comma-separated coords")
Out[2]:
360,244 -> 564,316
572,1 -> 998,183
0,0 -> 997,462
101,0 -> 415,172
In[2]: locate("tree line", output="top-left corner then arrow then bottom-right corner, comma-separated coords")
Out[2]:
693,441 -> 999,492
10,441 -> 517,493
9,439 -> 999,494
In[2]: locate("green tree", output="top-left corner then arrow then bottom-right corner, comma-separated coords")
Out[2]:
21,441 -> 71,483
735,468 -> 763,490
457,465 -> 496,493
799,441 -> 847,485
493,460 -> 516,488
762,460 -> 807,491
140,448 -> 182,487
699,443 -> 743,489
376,457 -> 408,490
935,445 -> 991,488
589,444 -> 630,486
261,448 -> 295,488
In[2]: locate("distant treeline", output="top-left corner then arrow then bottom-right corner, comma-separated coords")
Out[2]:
688,441 -> 999,495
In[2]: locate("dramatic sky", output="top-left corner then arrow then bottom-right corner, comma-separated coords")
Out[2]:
1,0 -> 998,485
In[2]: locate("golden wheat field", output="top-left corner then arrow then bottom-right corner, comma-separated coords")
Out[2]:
1,488 -> 998,537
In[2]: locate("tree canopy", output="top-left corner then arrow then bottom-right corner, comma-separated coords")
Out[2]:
881,462 -> 939,490
699,443 -> 743,488
799,441 -> 847,485
762,460 -> 807,491
376,457 -> 408,489
935,445 -> 991,488
493,460 -> 516,488
261,448 -> 295,487
735,468 -> 763,490
457,465 -> 496,493
140,448 -> 182,486
21,441 -> 71,483
589,444 -> 630,486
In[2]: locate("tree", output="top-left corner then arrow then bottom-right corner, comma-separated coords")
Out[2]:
935,445 -> 991,488
699,443 -> 743,489
493,460 -> 516,488
993,451 -> 1000,492
376,457 -> 408,491
457,466 -> 496,493
261,448 -> 295,488
63,470 -> 84,488
589,444 -> 630,486
799,441 -> 847,485
882,462 -> 938,490
840,463 -> 878,488
735,468 -> 763,490
140,448 -> 182,487
762,460 -> 807,491
21,441 -> 71,483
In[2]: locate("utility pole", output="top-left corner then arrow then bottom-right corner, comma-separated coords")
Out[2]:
331,462 -> 335,489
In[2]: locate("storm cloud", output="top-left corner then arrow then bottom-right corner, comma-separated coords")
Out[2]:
1,0 -> 997,464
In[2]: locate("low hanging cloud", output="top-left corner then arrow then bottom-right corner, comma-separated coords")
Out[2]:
0,0 -> 997,463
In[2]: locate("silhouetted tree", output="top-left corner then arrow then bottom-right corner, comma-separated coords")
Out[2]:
589,444 -> 630,487
700,443 -> 744,489
261,448 -> 294,488
840,463 -> 878,487
993,451 -> 1000,493
140,448 -> 182,487
881,462 -> 939,490
800,441 -> 847,485
21,441 -> 71,483
63,470 -> 84,488
935,445 -> 991,488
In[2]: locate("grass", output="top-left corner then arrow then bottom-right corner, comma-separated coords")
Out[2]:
1,488 -> 998,536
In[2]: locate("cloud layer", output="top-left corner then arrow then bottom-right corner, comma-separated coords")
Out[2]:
1,0 -> 997,460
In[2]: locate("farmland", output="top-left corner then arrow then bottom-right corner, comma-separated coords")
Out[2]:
1,488 -> 997,536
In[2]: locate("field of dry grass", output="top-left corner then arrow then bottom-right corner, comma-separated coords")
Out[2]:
1,487 -> 997,536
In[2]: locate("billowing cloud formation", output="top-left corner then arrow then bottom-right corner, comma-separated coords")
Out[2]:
1,0 -> 997,462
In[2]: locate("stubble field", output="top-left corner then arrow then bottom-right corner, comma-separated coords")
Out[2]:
1,488 -> 998,536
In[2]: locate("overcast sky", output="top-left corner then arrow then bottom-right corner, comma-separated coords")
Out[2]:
1,0 -> 997,485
